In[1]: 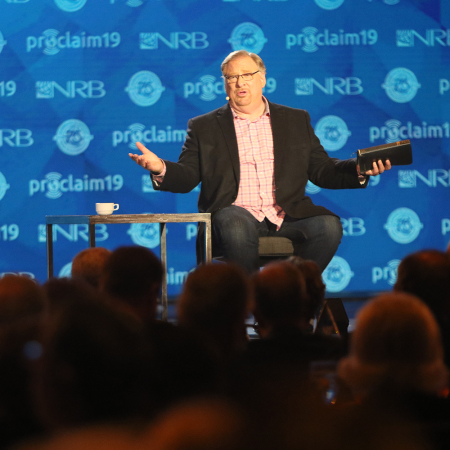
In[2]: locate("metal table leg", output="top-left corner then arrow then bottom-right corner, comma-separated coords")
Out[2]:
46,224 -> 54,278
160,222 -> 168,321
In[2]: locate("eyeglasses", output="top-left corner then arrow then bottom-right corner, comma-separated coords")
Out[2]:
222,70 -> 260,84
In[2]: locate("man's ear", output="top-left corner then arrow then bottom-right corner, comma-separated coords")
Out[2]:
260,72 -> 267,88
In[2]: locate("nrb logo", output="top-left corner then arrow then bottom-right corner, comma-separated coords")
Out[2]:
125,71 -> 165,107
295,77 -> 363,96
382,68 -> 420,103
36,80 -> 106,99
0,129 -> 33,147
399,169 -> 450,188
54,0 -> 87,12
384,207 -> 423,244
322,256 -> 354,293
341,217 -> 366,236
314,115 -> 351,151
140,32 -> 208,50
38,224 -> 108,243
228,23 -> 267,54
53,119 -> 93,155
397,29 -> 450,47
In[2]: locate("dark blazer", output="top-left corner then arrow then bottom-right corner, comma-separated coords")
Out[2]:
153,100 -> 367,220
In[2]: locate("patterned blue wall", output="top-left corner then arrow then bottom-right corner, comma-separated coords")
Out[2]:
1,0 -> 449,297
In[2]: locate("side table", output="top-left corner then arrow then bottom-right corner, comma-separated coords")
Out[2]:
46,213 -> 212,321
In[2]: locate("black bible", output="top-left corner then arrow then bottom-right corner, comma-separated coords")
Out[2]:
356,139 -> 413,174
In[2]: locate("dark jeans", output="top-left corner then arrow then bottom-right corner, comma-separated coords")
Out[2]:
212,205 -> 343,273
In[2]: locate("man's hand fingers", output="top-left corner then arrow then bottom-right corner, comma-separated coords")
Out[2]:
130,142 -> 163,173
128,153 -> 142,164
136,141 -> 150,154
128,153 -> 147,168
364,159 -> 392,176
370,161 -> 380,175
376,160 -> 385,174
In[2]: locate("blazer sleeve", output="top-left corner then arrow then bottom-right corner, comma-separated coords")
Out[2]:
152,118 -> 201,193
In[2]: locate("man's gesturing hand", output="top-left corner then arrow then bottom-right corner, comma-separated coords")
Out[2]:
129,142 -> 164,174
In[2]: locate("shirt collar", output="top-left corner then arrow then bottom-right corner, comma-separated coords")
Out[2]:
231,96 -> 270,120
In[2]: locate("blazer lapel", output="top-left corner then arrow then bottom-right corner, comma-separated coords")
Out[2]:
268,101 -> 287,181
216,104 -> 240,182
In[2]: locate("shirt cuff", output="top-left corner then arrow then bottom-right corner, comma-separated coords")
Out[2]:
151,160 -> 166,185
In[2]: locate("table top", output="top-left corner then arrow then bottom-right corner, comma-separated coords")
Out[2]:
46,213 -> 211,225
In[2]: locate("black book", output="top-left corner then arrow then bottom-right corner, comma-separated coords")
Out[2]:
357,139 -> 413,174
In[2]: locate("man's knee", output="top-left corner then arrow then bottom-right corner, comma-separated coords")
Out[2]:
324,215 -> 343,242
213,206 -> 257,238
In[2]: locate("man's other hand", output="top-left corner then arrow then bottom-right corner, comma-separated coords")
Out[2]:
357,159 -> 392,177
129,142 -> 164,174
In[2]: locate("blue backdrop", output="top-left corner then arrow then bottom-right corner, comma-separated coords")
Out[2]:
1,0 -> 449,297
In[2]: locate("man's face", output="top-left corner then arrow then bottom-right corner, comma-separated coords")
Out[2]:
223,56 -> 266,113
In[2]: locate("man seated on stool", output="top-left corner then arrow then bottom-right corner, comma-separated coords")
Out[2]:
129,50 -> 390,274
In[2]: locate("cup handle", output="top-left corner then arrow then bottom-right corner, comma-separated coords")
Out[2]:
114,204 -> 119,211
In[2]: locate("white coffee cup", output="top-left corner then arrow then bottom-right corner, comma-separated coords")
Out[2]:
95,203 -> 119,215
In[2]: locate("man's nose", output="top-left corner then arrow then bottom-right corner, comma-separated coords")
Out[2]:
235,75 -> 246,87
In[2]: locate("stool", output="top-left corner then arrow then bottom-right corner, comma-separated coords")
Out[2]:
258,236 -> 294,266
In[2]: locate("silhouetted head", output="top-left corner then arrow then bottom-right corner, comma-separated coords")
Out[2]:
100,246 -> 163,322
0,275 -> 47,325
71,247 -> 112,289
338,292 -> 448,396
34,298 -> 153,430
252,261 -> 309,334
394,249 -> 450,321
43,276 -> 108,313
143,397 -> 250,450
287,256 -> 325,319
177,263 -> 250,362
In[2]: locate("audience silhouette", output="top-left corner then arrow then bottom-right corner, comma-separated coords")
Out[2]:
3,244 -> 450,450
99,246 -> 163,323
71,247 -> 112,289
394,249 -> 450,367
177,262 -> 251,366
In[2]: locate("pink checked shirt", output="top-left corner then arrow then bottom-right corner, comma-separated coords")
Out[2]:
153,99 -> 286,229
231,99 -> 285,229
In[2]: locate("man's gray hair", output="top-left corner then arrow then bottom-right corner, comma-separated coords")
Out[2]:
221,50 -> 266,75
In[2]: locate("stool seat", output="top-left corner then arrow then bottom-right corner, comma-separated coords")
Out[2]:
258,236 -> 294,256
211,236 -> 295,267
258,236 -> 294,266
